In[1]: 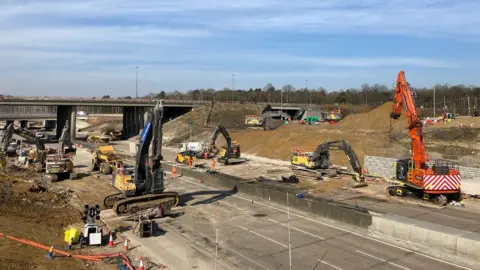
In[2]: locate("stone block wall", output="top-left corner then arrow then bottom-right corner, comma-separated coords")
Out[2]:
364,155 -> 480,180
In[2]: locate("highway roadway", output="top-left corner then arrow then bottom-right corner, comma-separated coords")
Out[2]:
161,174 -> 474,270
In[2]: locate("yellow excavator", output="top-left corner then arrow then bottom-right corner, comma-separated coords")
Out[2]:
291,140 -> 367,187
196,125 -> 246,165
103,101 -> 179,216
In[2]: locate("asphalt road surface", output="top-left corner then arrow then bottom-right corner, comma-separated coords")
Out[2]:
162,175 -> 474,270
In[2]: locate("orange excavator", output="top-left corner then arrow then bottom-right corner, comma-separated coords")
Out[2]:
389,71 -> 461,205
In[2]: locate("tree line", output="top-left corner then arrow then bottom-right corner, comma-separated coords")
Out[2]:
103,83 -> 480,110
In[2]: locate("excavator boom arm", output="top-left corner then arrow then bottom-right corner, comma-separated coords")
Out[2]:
390,71 -> 427,169
1,123 -> 14,152
209,125 -> 233,156
311,140 -> 364,181
13,128 -> 45,151
135,100 -> 165,194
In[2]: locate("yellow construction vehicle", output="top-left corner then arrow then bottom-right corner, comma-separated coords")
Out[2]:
91,145 -> 124,174
291,140 -> 367,187
87,134 -> 111,144
103,101 -> 179,216
197,125 -> 246,165
175,150 -> 197,165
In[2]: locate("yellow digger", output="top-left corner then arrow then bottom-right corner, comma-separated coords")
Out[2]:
91,145 -> 124,174
176,150 -> 197,165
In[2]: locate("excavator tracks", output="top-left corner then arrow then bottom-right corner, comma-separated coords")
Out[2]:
111,192 -> 180,216
103,192 -> 125,208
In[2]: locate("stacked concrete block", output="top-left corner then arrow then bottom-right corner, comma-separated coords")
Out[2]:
365,155 -> 480,181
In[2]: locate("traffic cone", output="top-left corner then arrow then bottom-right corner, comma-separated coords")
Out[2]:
124,239 -> 128,251
139,257 -> 145,270
108,232 -> 114,247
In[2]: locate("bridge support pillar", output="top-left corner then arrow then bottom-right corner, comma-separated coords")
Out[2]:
5,120 -> 13,129
57,106 -> 76,140
122,107 -> 146,139
20,120 -> 28,128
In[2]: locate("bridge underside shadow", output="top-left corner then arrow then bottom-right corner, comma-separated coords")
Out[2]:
122,106 -> 192,139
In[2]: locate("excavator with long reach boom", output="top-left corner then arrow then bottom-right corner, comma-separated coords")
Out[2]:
103,101 -> 180,216
290,140 -> 367,187
389,71 -> 461,205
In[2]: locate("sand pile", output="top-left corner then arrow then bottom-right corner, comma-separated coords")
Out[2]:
338,102 -> 407,132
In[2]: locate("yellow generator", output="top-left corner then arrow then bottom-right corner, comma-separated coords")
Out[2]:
91,145 -> 124,174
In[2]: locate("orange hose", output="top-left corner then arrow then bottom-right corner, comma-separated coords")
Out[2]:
0,232 -> 135,270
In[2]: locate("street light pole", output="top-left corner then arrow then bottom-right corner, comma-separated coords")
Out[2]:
433,86 -> 436,118
135,66 -> 138,98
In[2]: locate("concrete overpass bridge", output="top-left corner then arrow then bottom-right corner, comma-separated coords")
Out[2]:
0,97 -> 311,139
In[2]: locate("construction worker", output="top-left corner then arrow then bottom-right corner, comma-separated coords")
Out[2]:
188,158 -> 193,168
172,166 -> 177,178
211,159 -> 216,171
47,245 -> 55,260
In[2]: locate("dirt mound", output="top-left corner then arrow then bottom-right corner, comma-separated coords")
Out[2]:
338,102 -> 407,132
208,103 -> 263,128
163,103 -> 265,145
0,174 -> 86,270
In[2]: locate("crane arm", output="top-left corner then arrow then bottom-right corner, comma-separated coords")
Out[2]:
135,101 -> 164,194
390,71 -> 428,169
13,128 -> 45,150
1,123 -> 14,152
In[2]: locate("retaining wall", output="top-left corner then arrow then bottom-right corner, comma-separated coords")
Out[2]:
370,214 -> 480,264
162,162 -> 372,229
365,155 -> 480,180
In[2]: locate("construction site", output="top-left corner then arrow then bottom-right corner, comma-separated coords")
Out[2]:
1,73 -> 480,270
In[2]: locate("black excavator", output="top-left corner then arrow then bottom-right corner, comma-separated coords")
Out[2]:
13,127 -> 50,172
103,101 -> 179,215
197,125 -> 247,165
290,140 -> 367,187
0,123 -> 14,172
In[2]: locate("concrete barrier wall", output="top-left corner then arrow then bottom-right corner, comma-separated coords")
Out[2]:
162,163 -> 372,229
370,214 -> 480,264
365,155 -> 480,180
364,155 -> 480,195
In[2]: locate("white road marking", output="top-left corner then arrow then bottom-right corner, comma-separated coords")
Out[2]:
356,250 -> 411,270
268,218 -> 324,240
321,260 -> 344,270
177,222 -> 270,270
179,178 -> 473,270
237,225 -> 288,248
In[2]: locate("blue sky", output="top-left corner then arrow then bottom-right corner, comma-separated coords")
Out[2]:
1,0 -> 479,97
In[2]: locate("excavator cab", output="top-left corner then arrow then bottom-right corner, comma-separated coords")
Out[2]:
394,159 -> 410,182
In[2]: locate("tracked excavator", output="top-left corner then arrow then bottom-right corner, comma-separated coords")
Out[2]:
44,121 -> 76,181
290,140 -> 367,187
103,101 -> 179,216
0,123 -> 14,172
389,71 -> 461,205
196,125 -> 247,165
13,127 -> 53,172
